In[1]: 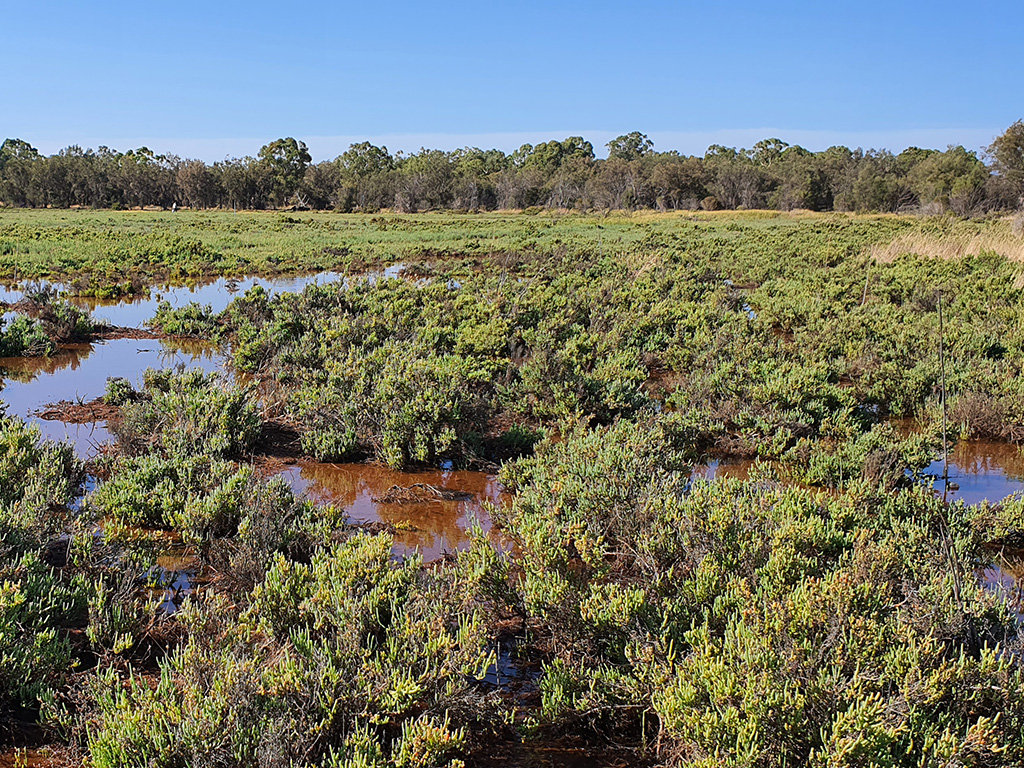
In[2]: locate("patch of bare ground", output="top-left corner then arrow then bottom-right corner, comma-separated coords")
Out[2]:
0,743 -> 80,768
249,419 -> 304,476
0,298 -> 45,314
35,398 -> 119,424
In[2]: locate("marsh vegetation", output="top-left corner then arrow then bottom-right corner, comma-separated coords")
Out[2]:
1,209 -> 1024,766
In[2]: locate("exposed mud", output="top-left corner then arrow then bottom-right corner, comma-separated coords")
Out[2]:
373,483 -> 474,503
35,397 -> 119,424
91,325 -> 161,341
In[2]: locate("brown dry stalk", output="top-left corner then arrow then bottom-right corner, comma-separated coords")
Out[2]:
869,226 -> 1024,264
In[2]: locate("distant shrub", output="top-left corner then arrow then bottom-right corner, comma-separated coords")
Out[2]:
148,300 -> 219,337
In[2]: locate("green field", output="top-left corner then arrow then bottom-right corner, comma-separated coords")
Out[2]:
1,207 -> 1019,281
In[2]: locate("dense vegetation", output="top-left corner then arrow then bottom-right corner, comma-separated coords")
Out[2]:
1,212 -> 1024,765
2,119 -> 1023,214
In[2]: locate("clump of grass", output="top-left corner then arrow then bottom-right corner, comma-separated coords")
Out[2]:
869,221 -> 1024,263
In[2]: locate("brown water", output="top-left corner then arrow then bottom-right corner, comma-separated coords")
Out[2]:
690,457 -> 756,481
276,460 -> 511,560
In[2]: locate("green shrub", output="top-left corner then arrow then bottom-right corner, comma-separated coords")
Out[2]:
81,533 -> 492,768
113,369 -> 261,458
0,314 -> 53,356
0,416 -> 86,713
148,300 -> 219,337
103,376 -> 136,406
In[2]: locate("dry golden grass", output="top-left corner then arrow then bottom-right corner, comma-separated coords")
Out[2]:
869,219 -> 1024,265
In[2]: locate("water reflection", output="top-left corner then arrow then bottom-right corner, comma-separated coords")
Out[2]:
149,551 -> 198,615
924,441 -> 1024,505
0,265 -> 407,330
276,460 -> 510,560
980,551 -> 1024,623
0,338 -> 224,453
692,440 -> 1024,505
77,273 -> 345,328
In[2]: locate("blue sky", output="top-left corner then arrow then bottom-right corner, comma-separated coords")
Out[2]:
3,0 -> 1020,161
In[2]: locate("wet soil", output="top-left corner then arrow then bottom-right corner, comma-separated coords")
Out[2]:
91,326 -> 161,340
35,397 -> 119,424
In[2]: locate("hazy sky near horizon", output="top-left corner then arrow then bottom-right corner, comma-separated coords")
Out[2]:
3,0 -> 1020,161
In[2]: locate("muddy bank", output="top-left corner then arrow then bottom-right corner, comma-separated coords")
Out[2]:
35,397 -> 119,424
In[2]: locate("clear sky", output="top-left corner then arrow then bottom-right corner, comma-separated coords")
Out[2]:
3,0 -> 1020,161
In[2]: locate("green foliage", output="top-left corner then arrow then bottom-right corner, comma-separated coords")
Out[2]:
82,533 -> 491,768
102,376 -> 136,406
90,453 -> 238,532
0,416 -> 85,713
0,314 -> 53,356
8,120 -> 1023,213
4,210 -> 1024,765
0,553 -> 82,709
113,368 -> 261,458
148,300 -> 219,337
296,345 -> 491,467
39,298 -> 94,341
493,422 -> 1024,764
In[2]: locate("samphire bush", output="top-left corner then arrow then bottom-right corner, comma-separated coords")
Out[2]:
112,368 -> 261,458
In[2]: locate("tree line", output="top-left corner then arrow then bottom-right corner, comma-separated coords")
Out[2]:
2,122 -> 1023,214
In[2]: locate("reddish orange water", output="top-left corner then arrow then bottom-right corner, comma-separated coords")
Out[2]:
276,460 -> 512,560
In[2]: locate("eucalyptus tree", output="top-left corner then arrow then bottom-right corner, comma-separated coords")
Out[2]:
258,137 -> 312,208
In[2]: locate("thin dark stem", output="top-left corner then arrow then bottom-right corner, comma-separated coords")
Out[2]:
938,291 -> 949,490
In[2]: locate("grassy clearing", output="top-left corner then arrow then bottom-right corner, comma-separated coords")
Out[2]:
0,207 -> 978,282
